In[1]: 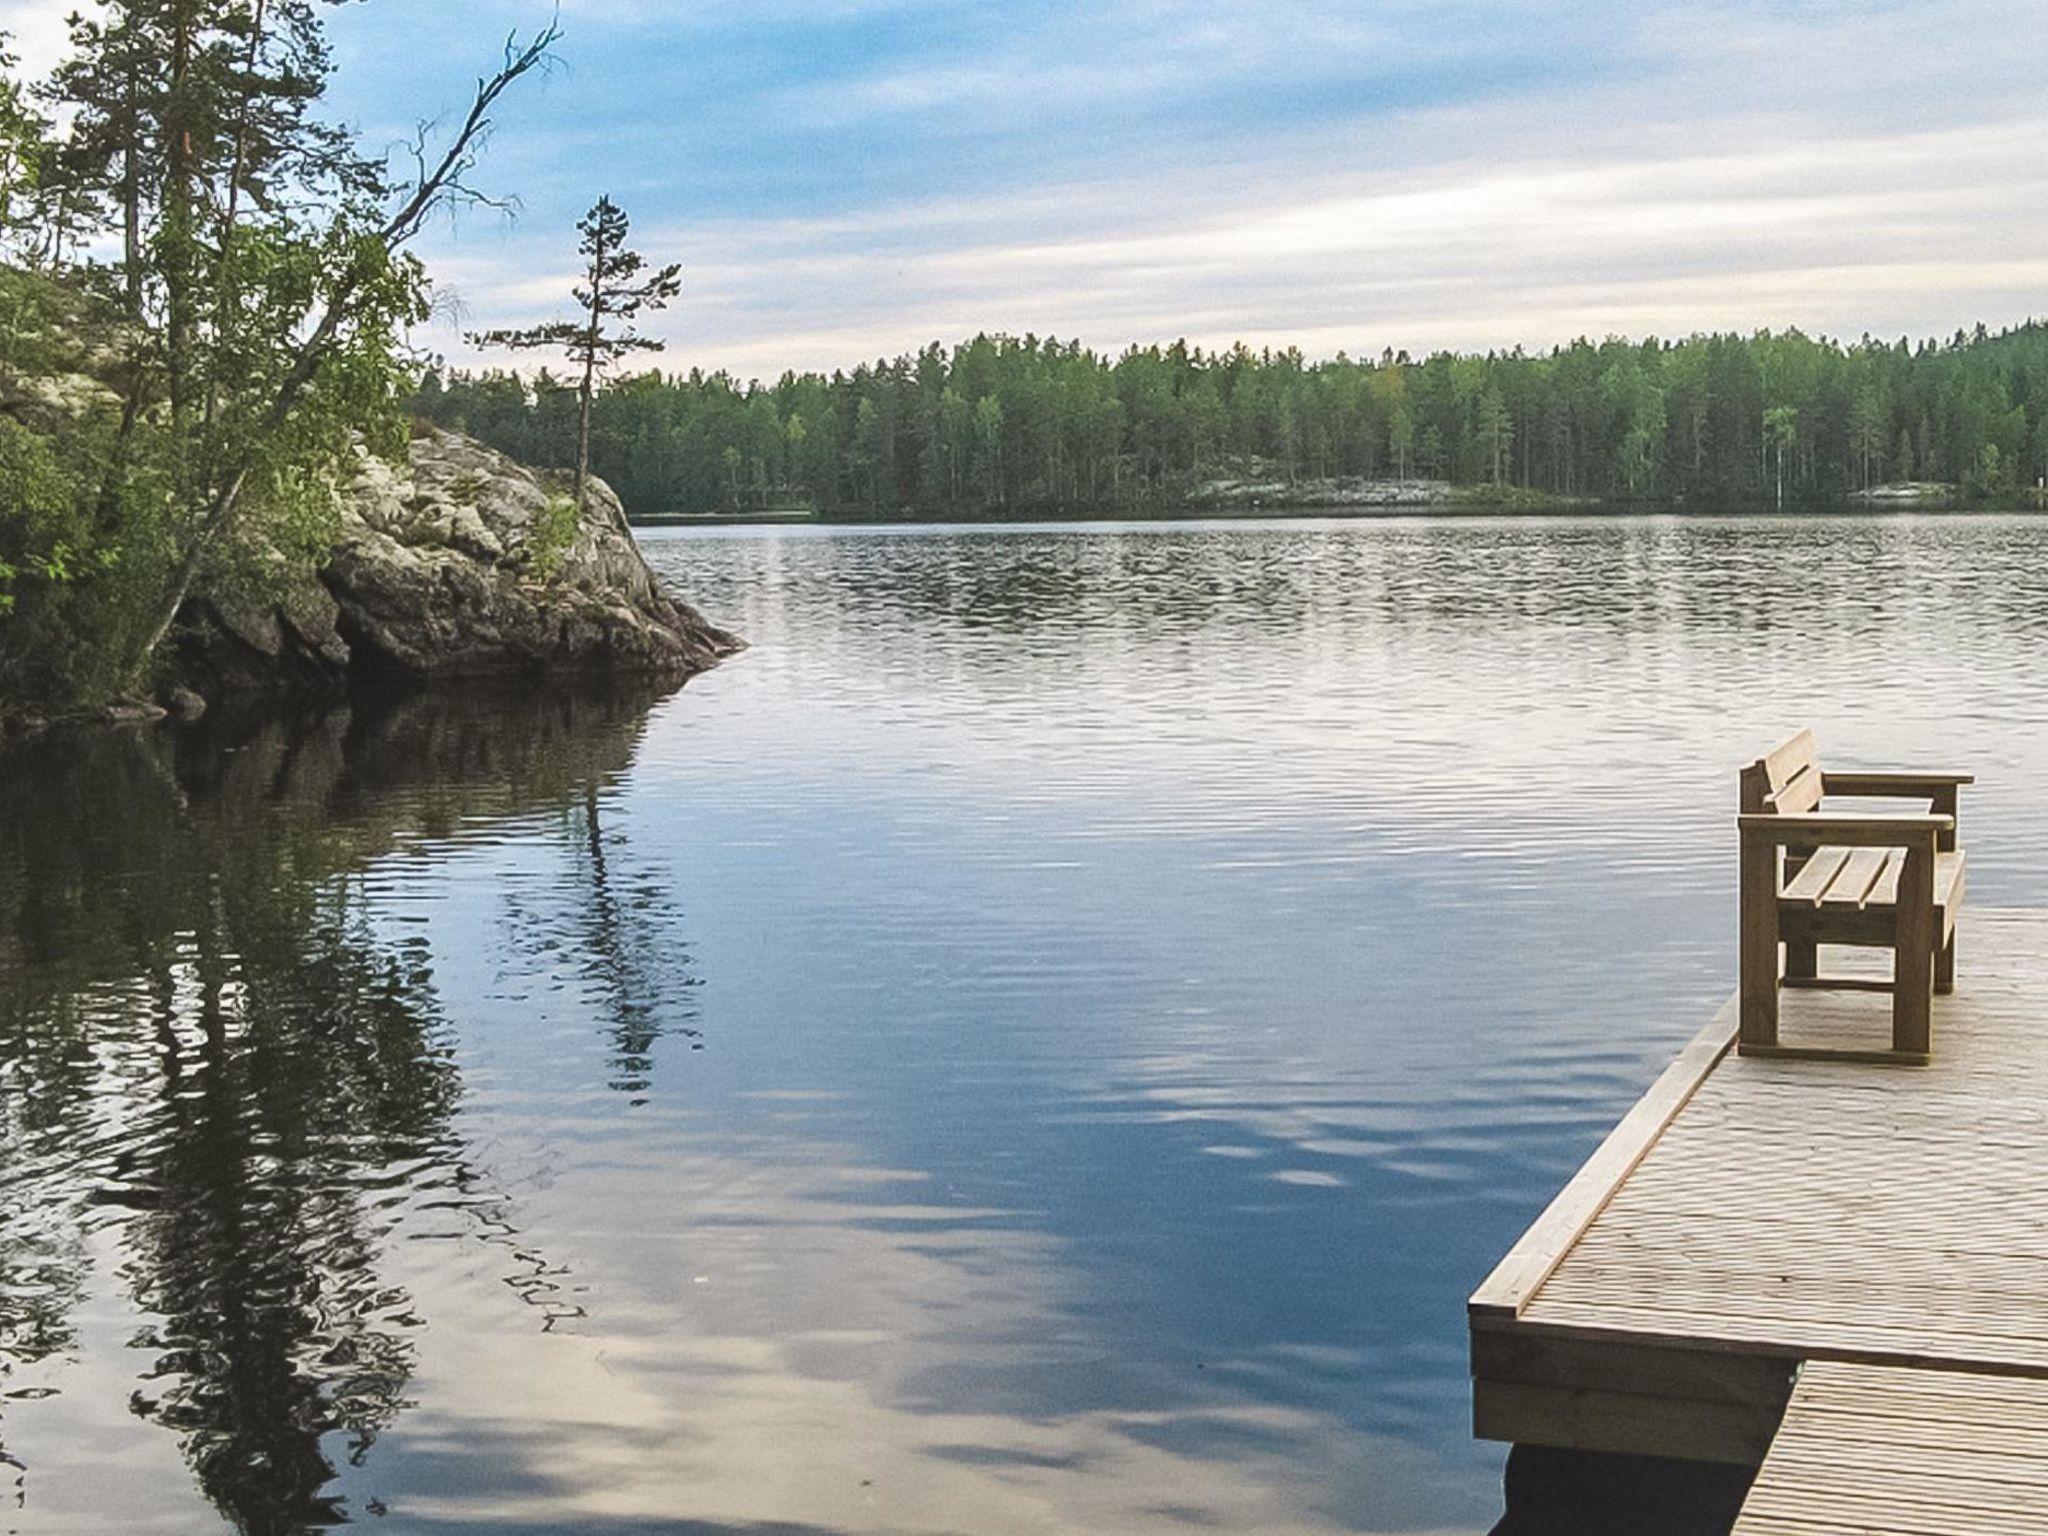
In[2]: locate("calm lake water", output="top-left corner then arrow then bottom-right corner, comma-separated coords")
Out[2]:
6,513 -> 2048,1535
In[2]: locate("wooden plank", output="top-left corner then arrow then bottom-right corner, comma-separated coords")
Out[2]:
1861,849 -> 1965,914
1475,1379 -> 1781,1465
1467,999 -> 1738,1320
1732,1361 -> 2048,1535
1893,838 -> 1937,1056
1940,850 -> 1966,915
1741,831 -> 1783,1049
1860,846 -> 1907,909
1820,846 -> 1892,909
1739,813 -> 1954,846
1472,1329 -> 1796,1408
1761,728 -> 1817,791
1769,765 -> 1825,815
1740,1041 -> 1931,1067
1782,846 -> 1851,905
1824,771 -> 1977,794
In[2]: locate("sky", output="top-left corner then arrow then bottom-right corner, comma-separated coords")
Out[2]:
5,0 -> 2047,380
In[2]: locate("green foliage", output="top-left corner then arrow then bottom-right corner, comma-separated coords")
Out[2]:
0,33 -> 48,252
418,324 -> 2048,518
0,403 -> 173,707
0,4 -> 553,714
468,194 -> 681,499
525,494 -> 581,584
1968,441 -> 2008,499
0,418 -> 75,612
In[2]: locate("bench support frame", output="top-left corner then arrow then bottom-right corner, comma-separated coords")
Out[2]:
1736,736 -> 1970,1066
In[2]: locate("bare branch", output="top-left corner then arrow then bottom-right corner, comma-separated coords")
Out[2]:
381,21 -> 560,250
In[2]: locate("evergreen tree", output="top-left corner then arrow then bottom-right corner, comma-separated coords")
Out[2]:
0,35 -> 48,255
4,5 -> 560,707
417,323 -> 2048,520
471,195 -> 681,502
1476,388 -> 1513,487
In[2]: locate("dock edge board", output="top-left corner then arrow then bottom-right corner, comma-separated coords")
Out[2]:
1469,997 -> 1738,1323
1466,996 -> 1788,1464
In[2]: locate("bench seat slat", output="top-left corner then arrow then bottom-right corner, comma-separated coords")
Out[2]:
1783,847 -> 1852,906
1858,848 -> 1908,909
1936,851 -> 1965,914
1827,847 -> 1892,909
1779,849 -> 1965,916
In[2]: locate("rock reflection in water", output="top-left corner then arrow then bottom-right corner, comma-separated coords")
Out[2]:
24,514 -> 2045,1534
0,685 -> 690,1532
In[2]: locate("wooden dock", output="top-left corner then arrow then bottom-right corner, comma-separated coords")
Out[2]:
1733,1361 -> 2048,1534
1471,908 -> 2048,1525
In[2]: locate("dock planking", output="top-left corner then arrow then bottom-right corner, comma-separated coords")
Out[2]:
1733,1360 -> 2048,1535
1471,908 -> 2048,1511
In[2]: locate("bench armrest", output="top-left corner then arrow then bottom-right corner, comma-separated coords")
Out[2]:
1823,771 -> 1975,795
1739,813 -> 1952,847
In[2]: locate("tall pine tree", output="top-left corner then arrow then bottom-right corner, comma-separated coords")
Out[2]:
471,195 -> 682,502
12,1 -> 561,697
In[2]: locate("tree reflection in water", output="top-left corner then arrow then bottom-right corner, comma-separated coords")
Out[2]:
579,781 -> 704,1100
0,683 -> 690,1533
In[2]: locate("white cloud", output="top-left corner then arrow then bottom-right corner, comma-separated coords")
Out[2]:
0,0 -> 68,73
419,104 -> 2048,380
13,0 -> 2048,377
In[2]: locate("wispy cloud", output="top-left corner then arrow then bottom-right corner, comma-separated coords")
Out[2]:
7,0 -> 2044,378
0,0 -> 70,71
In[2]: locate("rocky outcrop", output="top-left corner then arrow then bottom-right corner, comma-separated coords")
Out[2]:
170,568 -> 356,702
171,426 -> 740,702
1849,481 -> 1956,506
1191,472 -> 1464,509
1186,461 -> 1583,513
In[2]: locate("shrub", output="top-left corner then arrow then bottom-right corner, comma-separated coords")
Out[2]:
526,495 -> 581,584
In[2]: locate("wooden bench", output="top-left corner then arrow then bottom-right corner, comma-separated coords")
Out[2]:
1738,729 -> 1971,1064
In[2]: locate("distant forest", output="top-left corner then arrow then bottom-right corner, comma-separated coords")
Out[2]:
414,322 -> 2048,518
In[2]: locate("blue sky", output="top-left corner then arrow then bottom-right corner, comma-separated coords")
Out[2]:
7,0 -> 2047,378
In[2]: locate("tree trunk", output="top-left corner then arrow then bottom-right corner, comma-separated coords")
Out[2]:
162,13 -> 200,456
130,467 -> 250,686
576,349 -> 596,503
576,227 -> 606,504
122,136 -> 141,316
102,68 -> 147,509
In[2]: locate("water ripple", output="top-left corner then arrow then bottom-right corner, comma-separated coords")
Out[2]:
5,514 -> 2048,1532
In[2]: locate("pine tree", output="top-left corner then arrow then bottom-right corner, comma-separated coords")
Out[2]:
1387,397 -> 1413,480
0,34 -> 48,255
36,1 -> 561,687
1476,388 -> 1514,487
471,195 -> 682,502
1848,385 -> 1885,490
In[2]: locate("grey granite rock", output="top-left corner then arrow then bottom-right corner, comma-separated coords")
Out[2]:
171,426 -> 740,701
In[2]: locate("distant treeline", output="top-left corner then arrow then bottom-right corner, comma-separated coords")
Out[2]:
414,323 -> 2048,518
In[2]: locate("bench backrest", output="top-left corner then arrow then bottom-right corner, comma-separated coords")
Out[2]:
1742,728 -> 1824,815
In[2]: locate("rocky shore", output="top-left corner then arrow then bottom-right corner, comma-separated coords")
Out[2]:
1187,472 -> 1581,512
161,426 -> 743,718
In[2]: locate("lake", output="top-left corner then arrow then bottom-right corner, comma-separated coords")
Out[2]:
6,513 -> 2048,1535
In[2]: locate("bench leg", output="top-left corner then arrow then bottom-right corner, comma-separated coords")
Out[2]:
1892,841 -> 1937,1058
1784,933 -> 1818,983
1894,947 -> 1934,1057
1739,832 -> 1780,1052
1937,930 -> 1956,995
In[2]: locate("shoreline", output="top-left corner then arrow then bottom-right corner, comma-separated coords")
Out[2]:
633,496 -> 2048,529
